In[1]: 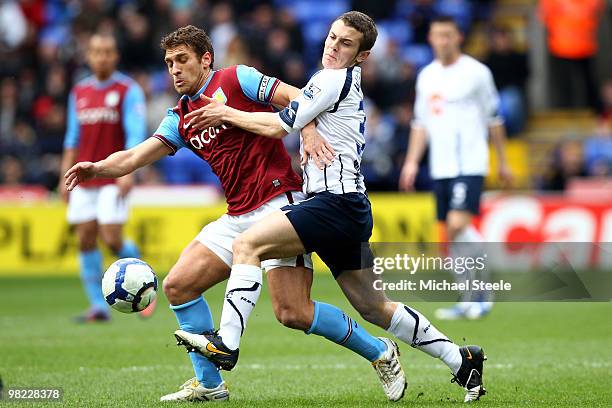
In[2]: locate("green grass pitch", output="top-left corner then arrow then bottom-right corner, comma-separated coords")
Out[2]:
1,275 -> 611,407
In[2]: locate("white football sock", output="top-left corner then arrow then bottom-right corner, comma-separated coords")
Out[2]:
455,224 -> 483,244
218,264 -> 262,350
388,303 -> 462,374
451,225 -> 488,302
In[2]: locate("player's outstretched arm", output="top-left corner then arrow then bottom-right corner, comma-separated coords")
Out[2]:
186,95 -> 288,138
270,82 -> 300,108
64,137 -> 171,191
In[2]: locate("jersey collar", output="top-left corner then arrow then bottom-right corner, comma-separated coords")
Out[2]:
187,70 -> 216,102
92,72 -> 119,89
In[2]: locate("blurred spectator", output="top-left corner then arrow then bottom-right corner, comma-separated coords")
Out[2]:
472,0 -> 495,22
539,0 -> 604,112
352,0 -> 397,20
210,2 -> 237,68
118,8 -> 158,70
376,41 -> 416,109
264,28 -> 292,79
0,0 -> 27,50
223,36 -> 250,69
0,155 -> 26,186
541,139 -> 588,190
282,55 -> 307,88
601,79 -> 612,121
409,0 -> 437,45
484,26 -> 529,136
361,105 -> 398,190
0,77 -> 19,143
584,120 -> 612,177
277,8 -> 304,54
242,3 -> 275,65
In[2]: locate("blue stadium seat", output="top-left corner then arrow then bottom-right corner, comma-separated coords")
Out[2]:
401,44 -> 433,69
394,0 -> 416,19
434,0 -> 472,32
378,20 -> 413,46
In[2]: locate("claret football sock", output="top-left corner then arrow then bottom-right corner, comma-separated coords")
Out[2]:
170,297 -> 223,388
79,249 -> 107,312
387,304 -> 462,374
307,301 -> 387,362
117,240 -> 140,259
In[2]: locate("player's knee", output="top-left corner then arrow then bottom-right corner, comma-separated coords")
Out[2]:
447,221 -> 468,241
232,233 -> 259,258
163,271 -> 196,303
78,235 -> 97,252
162,274 -> 179,301
274,303 -> 312,331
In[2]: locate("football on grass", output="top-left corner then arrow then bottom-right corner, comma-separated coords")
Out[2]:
102,258 -> 158,313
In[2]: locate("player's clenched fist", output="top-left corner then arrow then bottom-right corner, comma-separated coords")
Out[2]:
65,162 -> 98,191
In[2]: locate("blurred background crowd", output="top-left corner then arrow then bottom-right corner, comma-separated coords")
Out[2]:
0,0 -> 611,194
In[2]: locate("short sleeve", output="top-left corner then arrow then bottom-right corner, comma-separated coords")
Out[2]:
479,67 -> 503,126
277,69 -> 343,133
122,82 -> 147,148
152,109 -> 187,154
236,65 -> 280,104
411,75 -> 427,130
63,91 -> 80,148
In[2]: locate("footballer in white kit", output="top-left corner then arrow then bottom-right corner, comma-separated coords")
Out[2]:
400,16 -> 512,320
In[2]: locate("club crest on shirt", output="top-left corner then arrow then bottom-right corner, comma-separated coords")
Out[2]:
429,93 -> 444,115
212,87 -> 227,104
104,90 -> 120,107
303,83 -> 321,100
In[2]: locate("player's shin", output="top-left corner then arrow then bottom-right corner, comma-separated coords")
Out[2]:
170,297 -> 223,388
387,303 -> 462,373
307,301 -> 386,361
78,249 -> 108,312
217,264 -> 262,350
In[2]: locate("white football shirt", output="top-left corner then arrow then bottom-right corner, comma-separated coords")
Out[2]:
413,55 -> 503,180
278,66 -> 366,195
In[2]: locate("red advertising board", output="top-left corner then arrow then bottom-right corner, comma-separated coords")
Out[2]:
475,194 -> 612,269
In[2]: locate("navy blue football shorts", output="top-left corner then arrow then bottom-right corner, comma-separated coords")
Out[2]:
282,191 -> 375,278
433,175 -> 484,221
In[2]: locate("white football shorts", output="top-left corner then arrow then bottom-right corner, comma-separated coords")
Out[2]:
196,191 -> 313,272
66,184 -> 129,225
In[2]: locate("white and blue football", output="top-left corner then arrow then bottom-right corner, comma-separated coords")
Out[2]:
102,258 -> 158,313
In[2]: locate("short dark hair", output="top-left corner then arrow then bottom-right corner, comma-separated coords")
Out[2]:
89,32 -> 118,50
336,11 -> 378,52
430,15 -> 462,32
160,25 -> 215,68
